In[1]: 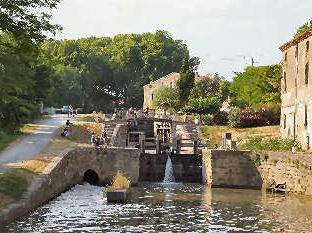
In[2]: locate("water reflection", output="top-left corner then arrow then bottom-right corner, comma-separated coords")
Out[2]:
5,183 -> 312,232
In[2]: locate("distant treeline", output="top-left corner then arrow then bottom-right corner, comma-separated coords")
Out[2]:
40,31 -> 189,111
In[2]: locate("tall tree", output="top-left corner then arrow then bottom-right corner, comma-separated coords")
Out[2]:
0,0 -> 61,44
176,56 -> 199,105
0,0 -> 61,132
230,65 -> 281,107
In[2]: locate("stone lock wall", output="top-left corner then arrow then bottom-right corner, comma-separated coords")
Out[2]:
139,153 -> 202,183
0,147 -> 140,228
202,149 -> 312,195
202,149 -> 262,189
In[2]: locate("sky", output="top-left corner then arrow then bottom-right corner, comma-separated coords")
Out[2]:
51,0 -> 312,79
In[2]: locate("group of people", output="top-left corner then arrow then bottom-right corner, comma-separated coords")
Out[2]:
61,120 -> 73,137
90,127 -> 109,147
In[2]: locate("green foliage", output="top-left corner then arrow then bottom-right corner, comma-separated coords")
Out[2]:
230,65 -> 281,107
41,31 -> 189,111
186,74 -> 229,116
228,108 -> 242,127
201,114 -> 214,125
0,0 -> 61,132
152,87 -> 180,111
240,136 -> 301,152
0,0 -> 61,44
294,19 -> 312,38
0,131 -> 21,152
183,97 -> 220,115
176,56 -> 199,105
0,172 -> 29,199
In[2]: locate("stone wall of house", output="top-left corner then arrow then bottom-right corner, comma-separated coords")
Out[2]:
0,147 -> 140,228
139,153 -> 202,183
143,72 -> 180,109
202,149 -> 312,195
280,31 -> 312,150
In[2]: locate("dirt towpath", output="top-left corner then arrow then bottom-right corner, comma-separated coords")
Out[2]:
0,114 -> 70,173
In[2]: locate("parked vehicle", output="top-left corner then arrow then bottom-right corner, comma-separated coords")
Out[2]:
61,106 -> 69,114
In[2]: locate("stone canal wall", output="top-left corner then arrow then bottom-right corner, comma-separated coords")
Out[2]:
202,149 -> 312,195
0,147 -> 140,228
139,153 -> 202,182
202,149 -> 261,189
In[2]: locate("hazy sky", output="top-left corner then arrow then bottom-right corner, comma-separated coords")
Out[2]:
51,0 -> 312,79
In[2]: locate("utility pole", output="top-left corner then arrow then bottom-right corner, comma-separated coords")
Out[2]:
251,57 -> 258,66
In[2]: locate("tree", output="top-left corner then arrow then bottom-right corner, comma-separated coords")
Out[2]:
230,65 -> 281,107
152,87 -> 180,112
183,97 -> 220,115
176,56 -> 199,105
0,0 -> 61,44
0,0 -> 61,132
294,19 -> 312,38
40,31 -> 189,111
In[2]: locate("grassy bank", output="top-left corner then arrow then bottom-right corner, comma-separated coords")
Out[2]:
0,124 -> 39,152
200,125 -> 281,147
200,124 -> 302,152
0,120 -> 95,209
0,168 -> 34,208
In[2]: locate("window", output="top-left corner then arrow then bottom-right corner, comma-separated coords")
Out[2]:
305,105 -> 308,127
284,52 -> 287,62
283,114 -> 287,129
307,41 -> 310,54
307,136 -> 310,150
305,63 -> 309,85
151,92 -> 154,101
283,72 -> 287,92
169,82 -> 173,88
160,81 -> 163,86
295,44 -> 299,58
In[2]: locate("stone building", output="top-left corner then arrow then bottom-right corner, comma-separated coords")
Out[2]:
143,72 -> 215,109
280,28 -> 312,150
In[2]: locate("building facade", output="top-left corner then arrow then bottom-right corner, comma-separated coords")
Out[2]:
143,72 -> 180,109
280,28 -> 312,150
143,72 -> 215,109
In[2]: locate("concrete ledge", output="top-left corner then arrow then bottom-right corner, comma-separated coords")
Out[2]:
107,189 -> 129,203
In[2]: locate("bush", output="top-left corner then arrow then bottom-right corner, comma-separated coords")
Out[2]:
228,108 -> 242,127
107,171 -> 130,191
240,136 -> 301,152
183,97 -> 220,115
228,106 -> 280,128
213,111 -> 228,125
201,114 -> 214,125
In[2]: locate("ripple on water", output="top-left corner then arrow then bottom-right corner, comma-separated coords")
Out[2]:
5,183 -> 312,232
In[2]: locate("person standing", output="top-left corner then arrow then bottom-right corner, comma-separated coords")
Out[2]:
68,105 -> 73,117
90,132 -> 96,146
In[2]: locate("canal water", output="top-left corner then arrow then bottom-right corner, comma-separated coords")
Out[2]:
5,183 -> 312,232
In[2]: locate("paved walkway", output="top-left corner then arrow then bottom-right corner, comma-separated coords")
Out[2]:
0,114 -> 69,173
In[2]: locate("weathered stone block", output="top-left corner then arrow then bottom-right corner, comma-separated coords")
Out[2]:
106,189 -> 129,203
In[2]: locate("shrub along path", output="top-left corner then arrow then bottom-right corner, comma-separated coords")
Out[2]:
0,114 -> 69,173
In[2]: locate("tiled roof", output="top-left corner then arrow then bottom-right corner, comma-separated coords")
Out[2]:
143,72 -> 179,87
280,28 -> 312,51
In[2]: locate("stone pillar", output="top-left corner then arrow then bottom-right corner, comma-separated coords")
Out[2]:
193,138 -> 198,155
171,133 -> 176,153
156,134 -> 161,154
139,133 -> 146,154
222,132 -> 232,150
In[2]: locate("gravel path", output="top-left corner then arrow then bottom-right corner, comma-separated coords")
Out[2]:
0,114 -> 70,173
